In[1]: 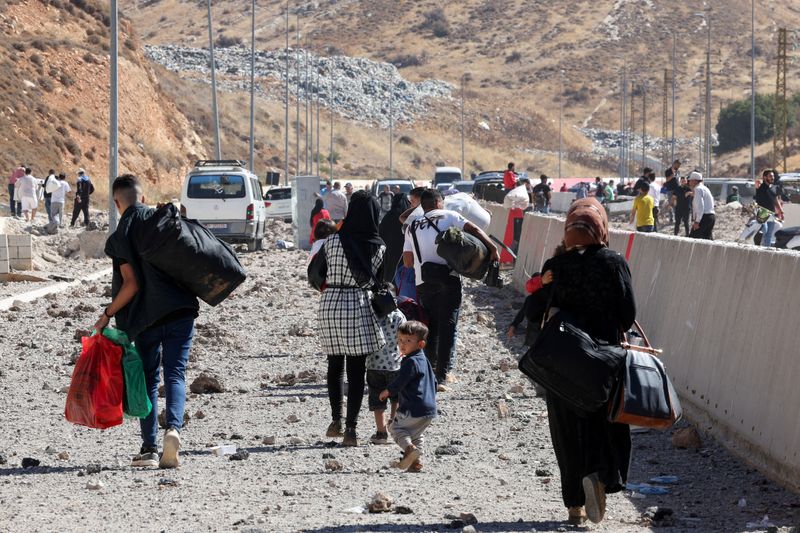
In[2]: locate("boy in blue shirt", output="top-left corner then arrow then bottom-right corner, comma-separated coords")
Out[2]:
380,320 -> 437,472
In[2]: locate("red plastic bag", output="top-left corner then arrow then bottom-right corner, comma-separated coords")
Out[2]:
64,334 -> 124,429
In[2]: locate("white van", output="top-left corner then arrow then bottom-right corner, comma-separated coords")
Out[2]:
433,166 -> 462,187
180,160 -> 267,251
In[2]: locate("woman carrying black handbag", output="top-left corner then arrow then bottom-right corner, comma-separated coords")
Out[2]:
525,198 -> 636,526
318,191 -> 386,447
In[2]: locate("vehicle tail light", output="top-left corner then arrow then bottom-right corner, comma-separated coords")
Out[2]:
246,203 -> 254,221
264,201 -> 272,208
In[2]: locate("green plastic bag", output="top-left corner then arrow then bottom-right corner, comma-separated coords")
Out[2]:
102,328 -> 152,419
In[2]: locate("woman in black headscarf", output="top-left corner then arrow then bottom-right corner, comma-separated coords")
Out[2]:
318,190 -> 386,446
378,193 -> 411,283
527,198 -> 636,526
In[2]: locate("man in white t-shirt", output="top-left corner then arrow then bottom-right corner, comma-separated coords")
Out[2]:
15,167 -> 43,223
402,189 -> 498,388
49,173 -> 71,228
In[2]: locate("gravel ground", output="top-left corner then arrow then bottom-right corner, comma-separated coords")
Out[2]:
0,221 -> 798,533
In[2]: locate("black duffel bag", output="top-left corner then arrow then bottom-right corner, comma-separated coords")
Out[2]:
518,309 -> 627,414
134,203 -> 247,306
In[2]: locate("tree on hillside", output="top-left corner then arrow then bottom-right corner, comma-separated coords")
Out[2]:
716,93 -> 800,154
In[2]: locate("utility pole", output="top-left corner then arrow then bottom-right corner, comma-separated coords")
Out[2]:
108,0 -> 118,231
774,28 -> 788,172
316,53 -> 321,176
206,0 -> 221,159
642,80 -> 647,170
248,0 -> 256,173
388,92 -> 394,179
630,80 -> 636,175
305,40 -> 310,174
558,71 -> 564,180
295,15 -> 300,175
460,74 -> 466,175
662,69 -> 669,165
705,14 -> 712,178
621,68 -> 628,180
671,33 -> 676,165
283,1 -> 289,184
750,0 -> 755,181
329,73 -> 334,181
699,81 -> 704,172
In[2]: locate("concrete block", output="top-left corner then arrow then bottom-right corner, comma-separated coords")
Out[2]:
8,246 -> 18,260
10,257 -> 32,270
0,259 -> 8,275
6,234 -> 31,247
0,246 -> 7,261
16,246 -> 31,260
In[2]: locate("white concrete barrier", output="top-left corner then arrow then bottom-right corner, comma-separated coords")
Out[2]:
485,203 -> 510,243
512,214 -> 800,490
549,192 -> 575,213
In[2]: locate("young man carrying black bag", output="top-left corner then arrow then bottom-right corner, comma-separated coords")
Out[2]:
94,175 -> 199,469
402,189 -> 498,389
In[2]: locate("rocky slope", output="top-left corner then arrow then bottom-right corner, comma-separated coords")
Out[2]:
0,0 -> 206,201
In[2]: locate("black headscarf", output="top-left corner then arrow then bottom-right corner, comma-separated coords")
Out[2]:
378,193 -> 411,282
310,198 -> 324,228
338,190 -> 384,285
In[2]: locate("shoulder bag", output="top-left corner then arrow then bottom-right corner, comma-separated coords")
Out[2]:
517,277 -> 628,414
607,321 -> 682,429
307,247 -> 327,292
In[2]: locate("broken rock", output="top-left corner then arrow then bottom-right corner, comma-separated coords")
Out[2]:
672,427 -> 702,450
368,492 -> 393,513
324,459 -> 343,471
496,399 -> 510,419
189,373 -> 225,394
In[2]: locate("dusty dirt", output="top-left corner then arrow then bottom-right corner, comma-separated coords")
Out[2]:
0,220 -> 798,532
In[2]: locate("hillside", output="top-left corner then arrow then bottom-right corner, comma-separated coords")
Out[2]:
120,0 -> 800,179
0,0 -> 206,202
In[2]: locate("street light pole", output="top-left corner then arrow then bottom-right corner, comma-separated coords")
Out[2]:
750,0 -> 756,181
460,74 -> 465,175
295,16 -> 300,176
108,0 -> 118,231
558,71 -> 564,180
671,33 -> 676,164
388,93 -> 394,179
206,0 -> 221,159
705,13 -> 712,178
248,0 -> 255,173
283,1 -> 289,185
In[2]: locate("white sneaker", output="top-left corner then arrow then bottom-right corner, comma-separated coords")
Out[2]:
159,427 -> 181,469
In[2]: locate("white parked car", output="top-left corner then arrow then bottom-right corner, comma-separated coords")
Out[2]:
264,186 -> 292,221
180,160 -> 267,251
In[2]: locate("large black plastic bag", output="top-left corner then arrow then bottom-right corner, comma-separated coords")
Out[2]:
134,204 -> 247,306
518,309 -> 627,414
435,227 -> 490,280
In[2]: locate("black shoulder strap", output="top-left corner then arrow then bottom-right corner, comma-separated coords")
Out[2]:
409,219 -> 423,264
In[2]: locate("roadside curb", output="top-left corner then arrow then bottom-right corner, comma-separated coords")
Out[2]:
0,267 -> 112,311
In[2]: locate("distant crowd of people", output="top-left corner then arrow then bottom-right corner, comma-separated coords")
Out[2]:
6,163 -> 95,229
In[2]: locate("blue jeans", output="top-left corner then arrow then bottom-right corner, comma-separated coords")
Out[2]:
762,221 -> 777,247
44,197 -> 53,222
135,317 -> 195,449
534,205 -> 550,214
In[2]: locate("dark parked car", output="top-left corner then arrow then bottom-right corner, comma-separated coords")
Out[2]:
473,174 -> 506,203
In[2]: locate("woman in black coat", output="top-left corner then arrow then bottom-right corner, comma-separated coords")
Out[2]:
378,193 -> 411,283
527,198 -> 636,526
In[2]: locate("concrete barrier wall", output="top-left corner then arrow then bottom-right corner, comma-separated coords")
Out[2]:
550,192 -> 575,213
485,203 -> 511,242
512,213 -> 800,490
